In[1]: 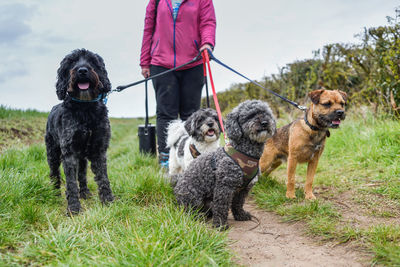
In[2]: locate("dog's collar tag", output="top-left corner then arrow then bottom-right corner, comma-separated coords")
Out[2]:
224,143 -> 259,181
189,144 -> 201,159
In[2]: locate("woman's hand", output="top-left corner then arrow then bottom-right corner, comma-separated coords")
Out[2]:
141,67 -> 150,78
200,44 -> 213,52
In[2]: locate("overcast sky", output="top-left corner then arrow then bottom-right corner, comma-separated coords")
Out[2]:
0,0 -> 398,117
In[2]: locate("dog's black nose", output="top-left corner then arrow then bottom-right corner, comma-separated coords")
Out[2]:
78,67 -> 88,75
261,121 -> 269,128
336,110 -> 344,117
207,122 -> 214,127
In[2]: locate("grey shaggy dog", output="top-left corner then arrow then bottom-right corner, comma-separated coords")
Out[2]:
45,49 -> 114,215
173,100 -> 276,229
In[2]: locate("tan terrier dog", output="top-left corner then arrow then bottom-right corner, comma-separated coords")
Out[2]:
259,89 -> 347,199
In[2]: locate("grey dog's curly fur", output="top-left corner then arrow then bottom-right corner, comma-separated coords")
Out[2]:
173,100 -> 276,229
45,49 -> 114,215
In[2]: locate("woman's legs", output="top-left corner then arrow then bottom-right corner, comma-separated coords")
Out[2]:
151,65 -> 180,160
178,64 -> 204,120
151,64 -> 204,167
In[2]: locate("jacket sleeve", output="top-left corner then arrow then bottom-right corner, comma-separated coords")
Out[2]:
199,0 -> 216,48
140,0 -> 156,68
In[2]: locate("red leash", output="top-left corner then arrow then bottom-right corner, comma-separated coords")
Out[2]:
202,50 -> 226,140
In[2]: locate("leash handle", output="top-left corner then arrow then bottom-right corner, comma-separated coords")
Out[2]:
202,50 -> 226,140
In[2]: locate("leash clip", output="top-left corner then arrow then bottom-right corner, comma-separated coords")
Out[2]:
298,105 -> 307,111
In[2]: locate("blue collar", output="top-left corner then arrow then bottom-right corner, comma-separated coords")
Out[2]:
69,93 -> 106,103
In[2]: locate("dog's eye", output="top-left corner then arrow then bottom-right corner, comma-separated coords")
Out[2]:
322,103 -> 331,108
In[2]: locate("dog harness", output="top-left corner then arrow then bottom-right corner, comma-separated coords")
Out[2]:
175,136 -> 201,159
223,143 -> 259,181
189,144 -> 201,159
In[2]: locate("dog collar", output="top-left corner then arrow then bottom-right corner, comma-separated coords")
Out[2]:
223,143 -> 259,181
189,144 -> 201,159
304,112 -> 330,137
69,93 -> 105,103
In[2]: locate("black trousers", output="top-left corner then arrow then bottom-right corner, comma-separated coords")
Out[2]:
150,64 -> 204,154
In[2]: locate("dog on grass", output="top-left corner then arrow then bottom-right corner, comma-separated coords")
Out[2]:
259,89 -> 347,200
173,100 -> 276,229
45,49 -> 114,214
167,108 -> 222,178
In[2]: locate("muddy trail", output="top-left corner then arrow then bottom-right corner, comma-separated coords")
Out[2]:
227,202 -> 368,267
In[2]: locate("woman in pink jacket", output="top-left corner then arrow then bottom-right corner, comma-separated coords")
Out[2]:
140,0 -> 216,168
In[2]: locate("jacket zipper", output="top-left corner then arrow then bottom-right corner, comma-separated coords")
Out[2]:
166,0 -> 185,68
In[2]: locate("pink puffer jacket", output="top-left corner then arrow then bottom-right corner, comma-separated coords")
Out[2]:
140,0 -> 216,70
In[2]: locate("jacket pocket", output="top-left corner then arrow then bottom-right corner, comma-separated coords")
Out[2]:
151,39 -> 160,56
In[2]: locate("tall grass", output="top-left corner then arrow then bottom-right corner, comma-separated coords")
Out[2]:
0,117 -> 233,266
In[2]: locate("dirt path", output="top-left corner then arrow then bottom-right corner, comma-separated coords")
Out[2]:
227,202 -> 368,267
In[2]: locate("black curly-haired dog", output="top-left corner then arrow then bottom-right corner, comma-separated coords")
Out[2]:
45,48 -> 114,214
173,100 -> 276,229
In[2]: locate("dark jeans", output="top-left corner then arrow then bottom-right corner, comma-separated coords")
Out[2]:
151,64 -> 204,154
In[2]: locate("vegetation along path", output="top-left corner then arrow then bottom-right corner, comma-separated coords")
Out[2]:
0,106 -> 399,266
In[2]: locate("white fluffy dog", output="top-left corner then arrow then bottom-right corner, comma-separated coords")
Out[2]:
167,108 -> 222,176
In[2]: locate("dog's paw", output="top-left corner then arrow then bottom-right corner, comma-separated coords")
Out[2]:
285,191 -> 296,199
79,189 -> 92,199
233,211 -> 252,221
66,205 -> 81,216
305,192 -> 316,200
100,193 -> 114,204
214,223 -> 230,231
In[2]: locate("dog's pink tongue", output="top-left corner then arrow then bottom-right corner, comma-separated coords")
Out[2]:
78,83 -> 90,90
207,129 -> 215,136
332,120 -> 341,125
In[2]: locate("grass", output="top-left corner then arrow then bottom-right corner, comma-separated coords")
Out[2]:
0,105 -> 48,152
0,109 -> 233,266
253,109 -> 400,265
1,106 -> 399,266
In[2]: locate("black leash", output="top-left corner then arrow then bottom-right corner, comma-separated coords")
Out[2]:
145,80 -> 149,129
206,50 -> 307,111
112,51 -> 202,93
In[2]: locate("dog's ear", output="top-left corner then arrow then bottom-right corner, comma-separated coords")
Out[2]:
225,111 -> 242,141
95,54 -> 111,94
55,55 -> 72,100
215,114 -> 225,133
184,116 -> 195,136
308,89 -> 325,104
338,90 -> 347,103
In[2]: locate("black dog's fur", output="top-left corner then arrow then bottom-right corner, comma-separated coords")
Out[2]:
45,49 -> 114,214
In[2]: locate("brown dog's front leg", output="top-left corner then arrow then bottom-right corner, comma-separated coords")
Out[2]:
286,155 -> 298,199
305,156 -> 320,200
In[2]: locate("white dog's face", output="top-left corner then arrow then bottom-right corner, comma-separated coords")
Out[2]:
185,108 -> 222,143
